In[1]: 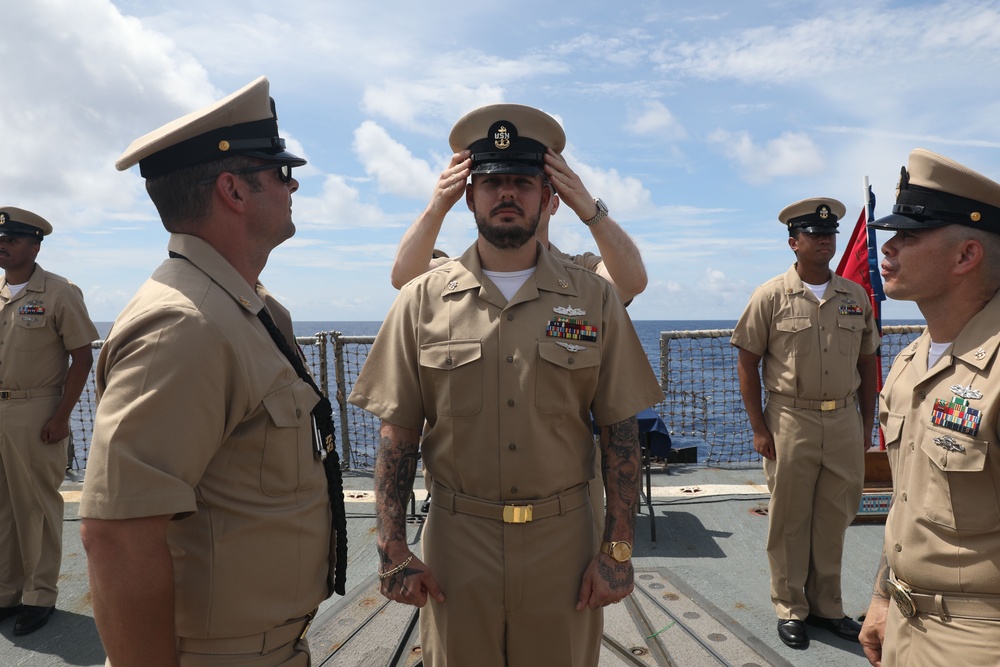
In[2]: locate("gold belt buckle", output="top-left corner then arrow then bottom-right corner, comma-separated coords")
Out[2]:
0,390 -> 9,401
887,577 -> 917,618
820,400 -> 837,411
503,505 -> 533,524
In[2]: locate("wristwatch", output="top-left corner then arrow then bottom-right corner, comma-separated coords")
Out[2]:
581,198 -> 609,226
600,540 -> 633,562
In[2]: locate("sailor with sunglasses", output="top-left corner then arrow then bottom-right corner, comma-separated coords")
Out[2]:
80,77 -> 341,667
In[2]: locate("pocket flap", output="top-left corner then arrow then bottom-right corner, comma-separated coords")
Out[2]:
419,339 -> 482,371
538,340 -> 601,370
775,317 -> 811,334
921,429 -> 988,473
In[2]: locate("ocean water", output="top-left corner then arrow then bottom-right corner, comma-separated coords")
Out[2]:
95,318 -> 924,364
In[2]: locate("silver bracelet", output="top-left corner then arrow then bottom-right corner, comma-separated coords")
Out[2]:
378,555 -> 413,580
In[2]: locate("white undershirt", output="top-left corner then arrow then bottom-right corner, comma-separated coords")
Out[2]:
928,340 -> 952,369
6,281 -> 27,297
802,280 -> 829,302
483,267 -> 536,301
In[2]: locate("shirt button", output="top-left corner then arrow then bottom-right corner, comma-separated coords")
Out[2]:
510,486 -> 518,494
507,399 -> 515,407
901,492 -> 907,502
918,391 -> 926,399
507,314 -> 514,321
446,357 -> 453,366
568,358 -> 575,365
894,543 -> 902,553
506,355 -> 514,363
295,408 -> 302,418
508,443 -> 517,451
940,457 -> 947,467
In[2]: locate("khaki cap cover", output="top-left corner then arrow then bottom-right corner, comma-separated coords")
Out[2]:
449,104 -> 566,154
778,197 -> 846,233
449,103 -> 566,175
0,206 -> 53,239
116,76 -> 304,178
870,148 -> 1000,233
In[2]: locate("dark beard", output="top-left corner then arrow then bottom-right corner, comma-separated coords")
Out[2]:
475,203 -> 540,250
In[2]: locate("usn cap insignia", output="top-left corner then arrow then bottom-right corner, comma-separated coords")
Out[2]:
494,125 -> 511,150
819,205 -> 830,219
0,212 -> 7,225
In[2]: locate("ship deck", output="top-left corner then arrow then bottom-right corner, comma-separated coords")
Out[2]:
2,463 -> 884,666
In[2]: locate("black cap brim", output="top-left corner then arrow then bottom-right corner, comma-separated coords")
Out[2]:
867,212 -> 951,231
471,162 -> 543,176
245,149 -> 306,168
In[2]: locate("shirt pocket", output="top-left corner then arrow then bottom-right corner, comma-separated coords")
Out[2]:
535,339 -> 601,414
920,428 -> 999,531
260,381 -> 321,497
774,316 -> 813,357
418,339 -> 482,417
13,316 -> 50,351
837,315 -> 865,357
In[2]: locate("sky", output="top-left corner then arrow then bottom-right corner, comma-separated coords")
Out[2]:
3,0 -> 999,322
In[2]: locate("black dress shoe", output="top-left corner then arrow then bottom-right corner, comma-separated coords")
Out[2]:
13,605 -> 54,636
805,614 -> 862,642
0,604 -> 23,621
777,619 -> 809,648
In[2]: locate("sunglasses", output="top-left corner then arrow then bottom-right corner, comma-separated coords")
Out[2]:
199,163 -> 293,185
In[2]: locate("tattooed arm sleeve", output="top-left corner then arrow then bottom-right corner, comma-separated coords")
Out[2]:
374,420 -> 422,567
599,416 -> 641,544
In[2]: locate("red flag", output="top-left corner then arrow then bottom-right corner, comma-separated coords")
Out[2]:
836,208 -> 872,291
836,191 -> 886,449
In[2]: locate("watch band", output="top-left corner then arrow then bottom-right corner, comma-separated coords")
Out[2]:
581,198 -> 609,226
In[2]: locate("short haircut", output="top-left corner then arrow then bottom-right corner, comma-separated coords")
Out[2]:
145,156 -> 265,232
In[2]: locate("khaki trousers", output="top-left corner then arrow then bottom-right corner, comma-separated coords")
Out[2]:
884,601 -> 1000,666
762,401 -> 864,620
0,396 -> 65,607
420,488 -> 602,667
105,632 -> 311,666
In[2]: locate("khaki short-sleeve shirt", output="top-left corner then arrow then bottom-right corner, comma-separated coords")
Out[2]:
882,291 -> 1000,594
0,265 -> 98,389
730,265 -> 879,400
80,234 -> 331,638
350,242 -> 663,502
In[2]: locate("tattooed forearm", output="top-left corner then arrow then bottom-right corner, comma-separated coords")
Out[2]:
600,417 -> 640,541
375,421 -> 421,549
872,549 -> 891,599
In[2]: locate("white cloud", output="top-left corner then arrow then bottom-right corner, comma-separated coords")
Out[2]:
707,130 -> 824,184
626,101 -> 687,141
352,121 -> 440,199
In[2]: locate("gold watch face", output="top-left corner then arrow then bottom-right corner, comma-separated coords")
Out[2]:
610,541 -> 632,562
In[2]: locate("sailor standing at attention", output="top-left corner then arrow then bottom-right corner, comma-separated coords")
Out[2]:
860,149 -> 1000,667
80,77 -> 342,667
0,207 -> 98,636
731,198 -> 879,649
350,103 -> 663,667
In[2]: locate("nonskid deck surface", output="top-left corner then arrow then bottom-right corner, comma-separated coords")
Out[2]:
311,568 -> 791,667
3,465 -> 881,667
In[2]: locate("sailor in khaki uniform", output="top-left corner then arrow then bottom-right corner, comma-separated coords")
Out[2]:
80,78 -> 338,667
860,150 -> 1000,667
732,198 -> 879,649
350,104 -> 664,667
0,208 -> 97,636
